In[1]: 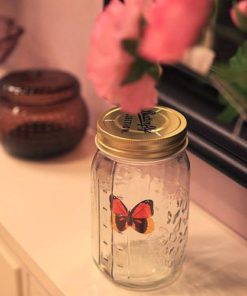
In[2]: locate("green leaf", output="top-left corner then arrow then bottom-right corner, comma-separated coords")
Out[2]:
217,105 -> 238,123
121,60 -> 145,86
147,64 -> 160,81
218,94 -> 228,106
121,39 -> 138,57
140,16 -> 147,29
121,59 -> 161,86
214,42 -> 247,83
234,0 -> 247,32
213,41 -> 247,98
213,65 -> 247,87
139,16 -> 147,37
230,41 -> 247,68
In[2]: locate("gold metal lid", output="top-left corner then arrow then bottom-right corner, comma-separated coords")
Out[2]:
96,106 -> 188,160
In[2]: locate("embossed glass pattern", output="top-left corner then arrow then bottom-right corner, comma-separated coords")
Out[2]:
91,149 -> 190,289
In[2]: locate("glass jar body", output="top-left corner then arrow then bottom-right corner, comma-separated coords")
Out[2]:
91,150 -> 190,289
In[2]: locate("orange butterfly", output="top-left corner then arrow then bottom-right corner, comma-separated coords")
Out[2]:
110,195 -> 154,234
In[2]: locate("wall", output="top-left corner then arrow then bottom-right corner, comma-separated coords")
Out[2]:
1,0 -> 110,127
189,152 -> 247,240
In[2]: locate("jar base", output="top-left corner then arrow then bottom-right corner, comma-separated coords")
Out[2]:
93,258 -> 182,291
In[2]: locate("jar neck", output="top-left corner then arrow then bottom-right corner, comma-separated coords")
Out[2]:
96,146 -> 188,165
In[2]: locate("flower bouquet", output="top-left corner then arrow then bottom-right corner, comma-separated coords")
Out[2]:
87,0 -> 247,130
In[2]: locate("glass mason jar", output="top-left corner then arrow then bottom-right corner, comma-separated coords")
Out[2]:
0,70 -> 88,159
91,106 -> 190,289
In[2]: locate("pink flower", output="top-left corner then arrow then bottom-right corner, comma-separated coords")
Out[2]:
108,74 -> 157,114
230,0 -> 247,29
139,0 -> 212,63
87,0 -> 157,114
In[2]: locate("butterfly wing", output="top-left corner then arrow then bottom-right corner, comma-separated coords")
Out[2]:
130,200 -> 154,234
110,195 -> 128,233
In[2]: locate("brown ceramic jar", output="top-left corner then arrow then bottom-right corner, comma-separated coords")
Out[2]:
0,70 -> 88,159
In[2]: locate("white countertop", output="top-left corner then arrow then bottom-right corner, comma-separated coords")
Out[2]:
0,132 -> 247,296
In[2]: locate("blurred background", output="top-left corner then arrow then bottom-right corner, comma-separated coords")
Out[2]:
0,0 -> 107,126
0,2 -> 246,296
0,0 -> 246,237
0,0 -> 247,222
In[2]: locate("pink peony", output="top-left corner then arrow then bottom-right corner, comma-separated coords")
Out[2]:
87,0 -> 157,114
230,0 -> 247,29
139,0 -> 212,63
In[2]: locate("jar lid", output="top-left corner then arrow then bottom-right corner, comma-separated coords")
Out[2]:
96,106 -> 188,160
0,70 -> 79,105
